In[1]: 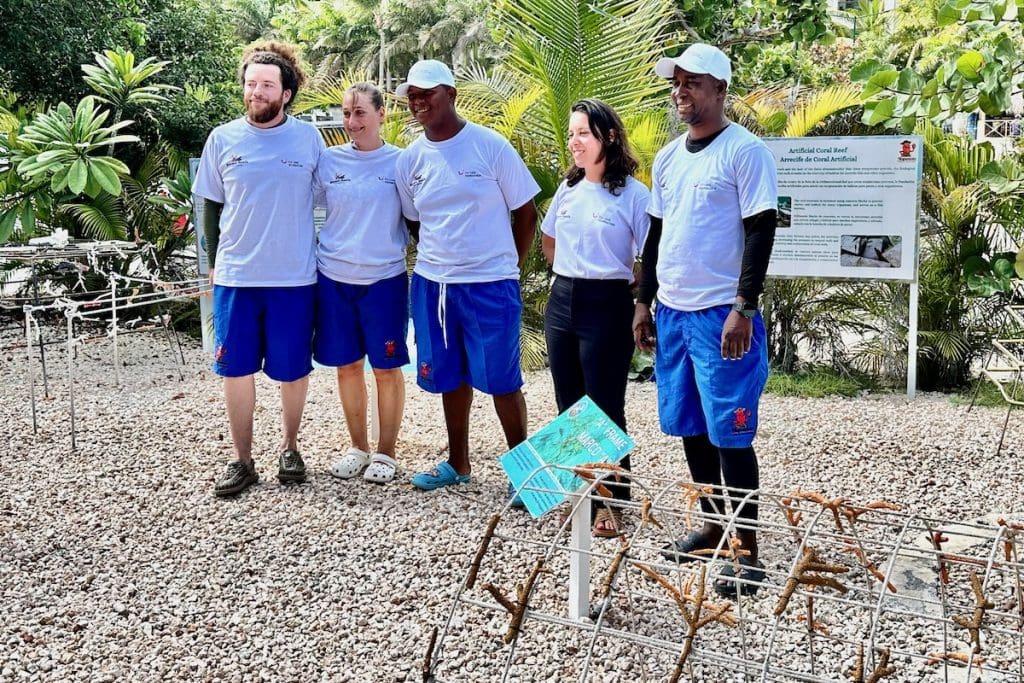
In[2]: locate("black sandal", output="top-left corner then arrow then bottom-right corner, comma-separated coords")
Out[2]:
713,556 -> 766,597
660,530 -> 723,563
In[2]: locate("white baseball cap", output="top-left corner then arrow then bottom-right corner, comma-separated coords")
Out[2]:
395,59 -> 456,97
654,43 -> 731,85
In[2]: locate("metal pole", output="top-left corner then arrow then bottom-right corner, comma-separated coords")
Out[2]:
25,307 -> 38,433
568,498 -> 592,621
907,280 -> 919,399
31,263 -> 50,397
110,272 -> 120,386
66,312 -> 77,451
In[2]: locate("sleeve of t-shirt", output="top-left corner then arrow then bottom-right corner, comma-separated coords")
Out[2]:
494,138 -> 541,211
192,130 -> 224,203
540,182 -> 564,238
734,142 -> 778,219
394,151 -> 419,221
648,148 -> 666,219
630,183 -> 652,256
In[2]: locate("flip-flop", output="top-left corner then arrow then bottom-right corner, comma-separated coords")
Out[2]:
363,453 -> 397,484
330,447 -> 370,479
410,461 -> 470,491
713,556 -> 767,598
660,530 -> 723,563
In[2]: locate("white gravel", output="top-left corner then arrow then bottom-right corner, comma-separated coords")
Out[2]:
1,324 -> 1021,682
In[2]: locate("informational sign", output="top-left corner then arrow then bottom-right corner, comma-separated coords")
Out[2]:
764,136 -> 923,282
500,396 -> 634,519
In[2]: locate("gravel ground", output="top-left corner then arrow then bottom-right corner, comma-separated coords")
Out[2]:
1,324 -> 1021,682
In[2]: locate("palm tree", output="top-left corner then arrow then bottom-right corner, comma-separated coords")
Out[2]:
451,0 -> 674,368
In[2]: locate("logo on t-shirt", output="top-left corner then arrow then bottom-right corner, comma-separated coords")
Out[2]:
280,159 -> 305,168
410,173 -> 427,193
557,206 -> 570,218
329,173 -> 351,184
225,155 -> 246,168
458,169 -> 484,178
377,175 -> 396,185
591,211 -> 614,227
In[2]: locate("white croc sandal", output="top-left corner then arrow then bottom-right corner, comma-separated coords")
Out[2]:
363,453 -> 397,484
330,447 -> 370,479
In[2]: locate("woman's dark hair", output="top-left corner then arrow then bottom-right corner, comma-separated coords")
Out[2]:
239,41 -> 307,109
564,99 -> 639,194
345,82 -> 384,110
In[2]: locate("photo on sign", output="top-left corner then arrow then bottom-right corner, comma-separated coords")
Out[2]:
777,196 -> 792,228
840,234 -> 902,268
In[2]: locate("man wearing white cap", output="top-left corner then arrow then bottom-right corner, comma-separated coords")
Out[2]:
393,59 -> 540,493
632,44 -> 778,597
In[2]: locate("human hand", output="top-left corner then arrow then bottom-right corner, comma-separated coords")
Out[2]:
632,303 -> 656,352
720,311 -> 752,360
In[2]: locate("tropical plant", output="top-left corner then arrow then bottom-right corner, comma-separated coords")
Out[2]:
451,0 -> 675,368
729,82 -> 865,373
82,50 -> 178,114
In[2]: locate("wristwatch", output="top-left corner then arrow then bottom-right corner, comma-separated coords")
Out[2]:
731,301 -> 758,319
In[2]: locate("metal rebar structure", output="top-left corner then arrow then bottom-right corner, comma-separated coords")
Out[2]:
426,466 -> 1024,682
5,241 -> 205,447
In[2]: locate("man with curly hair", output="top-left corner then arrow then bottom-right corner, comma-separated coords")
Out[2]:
193,41 -> 326,496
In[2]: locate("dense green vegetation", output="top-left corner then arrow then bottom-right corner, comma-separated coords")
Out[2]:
3,0 -> 1024,393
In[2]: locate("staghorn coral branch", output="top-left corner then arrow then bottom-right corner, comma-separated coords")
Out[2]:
679,482 -> 714,530
421,626 -> 438,683
951,572 -> 995,654
640,496 -> 662,530
466,514 -> 501,590
599,539 -> 630,599
481,583 -> 517,615
775,546 -> 850,617
926,650 -> 986,668
504,558 -> 545,644
843,544 -> 897,593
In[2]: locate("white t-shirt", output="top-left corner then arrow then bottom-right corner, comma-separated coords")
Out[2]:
314,143 -> 407,285
541,176 -> 650,283
193,116 -> 325,287
649,123 -> 777,311
395,122 -> 541,283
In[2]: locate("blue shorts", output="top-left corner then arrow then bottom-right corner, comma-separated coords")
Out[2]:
411,273 -> 523,395
212,284 -> 315,382
655,304 -> 768,448
313,271 -> 410,369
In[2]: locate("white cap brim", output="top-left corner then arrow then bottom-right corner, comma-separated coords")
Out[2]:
654,54 -> 730,84
395,80 -> 448,98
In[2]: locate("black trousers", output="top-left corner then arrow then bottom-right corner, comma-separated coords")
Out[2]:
544,275 -> 635,500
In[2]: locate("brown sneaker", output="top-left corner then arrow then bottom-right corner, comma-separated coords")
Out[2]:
277,449 -> 307,483
214,459 -> 258,497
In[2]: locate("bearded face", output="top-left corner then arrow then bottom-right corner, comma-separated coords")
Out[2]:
242,63 -> 291,126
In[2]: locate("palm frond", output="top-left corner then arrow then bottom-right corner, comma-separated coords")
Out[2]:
62,195 -> 126,240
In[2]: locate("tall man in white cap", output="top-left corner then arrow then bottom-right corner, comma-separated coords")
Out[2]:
393,60 -> 540,492
632,44 -> 778,596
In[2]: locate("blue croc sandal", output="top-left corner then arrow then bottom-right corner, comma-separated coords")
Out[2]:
410,461 -> 471,491
507,483 -> 525,509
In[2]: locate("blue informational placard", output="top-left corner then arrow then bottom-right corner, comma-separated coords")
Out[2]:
500,396 -> 634,518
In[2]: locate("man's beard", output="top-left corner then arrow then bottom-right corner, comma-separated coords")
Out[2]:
246,97 -> 284,124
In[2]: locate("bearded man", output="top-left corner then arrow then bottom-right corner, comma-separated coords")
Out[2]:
193,41 -> 326,496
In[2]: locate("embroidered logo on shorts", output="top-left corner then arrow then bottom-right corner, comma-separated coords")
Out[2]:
419,361 -> 431,379
384,340 -> 396,359
732,407 -> 752,433
214,344 -> 227,365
